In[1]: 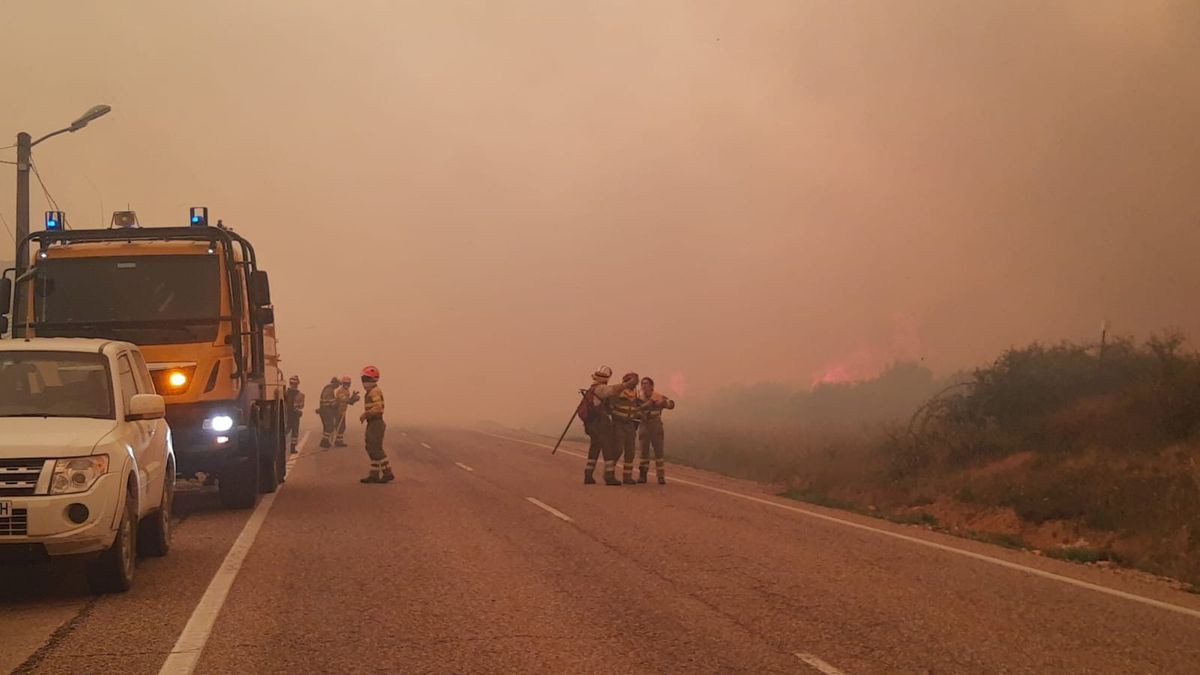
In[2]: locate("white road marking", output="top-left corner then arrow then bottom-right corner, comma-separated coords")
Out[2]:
285,431 -> 311,472
158,432 -> 311,675
479,431 -> 1200,621
455,462 -> 475,472
525,497 -> 573,523
420,442 -> 432,449
795,652 -> 848,675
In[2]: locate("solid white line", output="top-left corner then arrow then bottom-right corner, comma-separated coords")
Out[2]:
420,442 -> 432,449
795,652 -> 848,675
159,433 -> 310,675
455,462 -> 475,472
525,497 -> 573,523
285,431 -> 311,471
478,431 -> 1200,621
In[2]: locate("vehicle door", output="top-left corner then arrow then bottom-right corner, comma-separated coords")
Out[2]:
116,353 -> 153,513
129,349 -> 169,511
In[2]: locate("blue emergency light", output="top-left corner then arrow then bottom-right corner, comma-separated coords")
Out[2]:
189,206 -> 208,227
45,211 -> 64,231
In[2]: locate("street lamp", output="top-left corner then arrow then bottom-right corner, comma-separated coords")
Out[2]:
11,104 -> 111,333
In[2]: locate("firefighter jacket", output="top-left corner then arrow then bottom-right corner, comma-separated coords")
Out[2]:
636,391 -> 675,420
363,386 -> 385,420
285,388 -> 306,413
335,387 -> 360,414
319,383 -> 338,411
608,387 -> 641,423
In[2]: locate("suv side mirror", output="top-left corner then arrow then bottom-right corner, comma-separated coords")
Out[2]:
254,306 -> 275,326
127,393 -> 166,421
249,270 -> 271,308
0,277 -> 11,315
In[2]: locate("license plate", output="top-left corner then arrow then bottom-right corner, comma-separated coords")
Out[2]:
0,501 -> 10,517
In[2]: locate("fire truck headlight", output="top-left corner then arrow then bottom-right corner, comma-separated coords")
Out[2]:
206,415 -> 234,433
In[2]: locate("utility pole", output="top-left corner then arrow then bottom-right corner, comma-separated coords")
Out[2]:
14,132 -> 31,280
13,132 -> 32,337
9,105 -> 111,335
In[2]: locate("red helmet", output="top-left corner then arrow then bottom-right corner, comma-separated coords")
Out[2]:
361,365 -> 381,380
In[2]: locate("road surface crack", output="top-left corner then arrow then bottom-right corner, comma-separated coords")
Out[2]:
11,597 -> 99,674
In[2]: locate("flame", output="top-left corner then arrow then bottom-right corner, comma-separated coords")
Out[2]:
668,371 -> 688,397
810,313 -> 921,388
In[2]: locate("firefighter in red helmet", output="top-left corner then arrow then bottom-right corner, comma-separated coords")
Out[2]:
358,365 -> 393,483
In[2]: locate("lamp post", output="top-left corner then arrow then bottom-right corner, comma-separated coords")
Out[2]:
12,104 -> 111,332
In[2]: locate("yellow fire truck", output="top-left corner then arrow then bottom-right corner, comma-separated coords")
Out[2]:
1,208 -> 286,508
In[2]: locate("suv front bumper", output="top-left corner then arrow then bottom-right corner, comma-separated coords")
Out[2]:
0,472 -> 123,557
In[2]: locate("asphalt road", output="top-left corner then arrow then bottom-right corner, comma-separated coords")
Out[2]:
3,426 -> 1200,674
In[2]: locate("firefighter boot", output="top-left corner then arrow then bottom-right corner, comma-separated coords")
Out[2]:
381,468 -> 396,483
604,471 -> 621,486
360,472 -> 384,484
584,469 -> 596,485
638,466 -> 648,484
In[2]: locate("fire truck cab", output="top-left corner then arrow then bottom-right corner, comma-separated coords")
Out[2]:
1,209 -> 287,509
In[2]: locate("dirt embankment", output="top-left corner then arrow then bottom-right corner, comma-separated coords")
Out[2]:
798,447 -> 1200,589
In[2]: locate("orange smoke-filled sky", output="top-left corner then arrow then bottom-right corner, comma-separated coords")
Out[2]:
2,1 -> 1199,428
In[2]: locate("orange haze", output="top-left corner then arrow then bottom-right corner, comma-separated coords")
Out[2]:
3,1 -> 1199,430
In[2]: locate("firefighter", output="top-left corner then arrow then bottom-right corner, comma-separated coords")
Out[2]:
318,377 -> 340,448
358,365 -> 394,484
283,375 -> 305,454
636,376 -> 675,484
580,366 -> 622,485
333,376 -> 361,447
609,372 -> 642,484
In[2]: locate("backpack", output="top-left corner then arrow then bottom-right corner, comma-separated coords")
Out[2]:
576,386 -> 605,431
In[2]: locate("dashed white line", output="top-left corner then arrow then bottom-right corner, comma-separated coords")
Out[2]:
525,497 -> 573,523
478,431 -> 1200,621
158,432 -> 311,675
795,652 -> 848,675
455,462 -> 475,472
420,442 -> 432,449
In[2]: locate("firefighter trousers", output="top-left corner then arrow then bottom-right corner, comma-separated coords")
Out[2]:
613,419 -> 639,479
335,410 -> 348,444
584,416 -> 618,476
286,410 -> 302,448
319,407 -> 338,445
639,418 -> 666,479
365,418 -> 390,477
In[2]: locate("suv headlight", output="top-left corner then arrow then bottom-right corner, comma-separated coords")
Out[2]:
50,456 -> 110,495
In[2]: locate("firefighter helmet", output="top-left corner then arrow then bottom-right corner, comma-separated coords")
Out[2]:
340,376 -> 352,385
361,365 -> 381,381
288,375 -> 300,386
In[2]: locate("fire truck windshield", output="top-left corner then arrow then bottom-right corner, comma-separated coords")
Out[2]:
32,255 -> 222,344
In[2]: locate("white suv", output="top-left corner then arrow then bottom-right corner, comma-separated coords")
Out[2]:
0,338 -> 175,593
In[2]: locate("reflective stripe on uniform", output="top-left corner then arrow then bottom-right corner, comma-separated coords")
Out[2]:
607,389 -> 639,421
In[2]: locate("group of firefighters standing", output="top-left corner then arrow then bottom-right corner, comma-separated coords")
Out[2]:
282,366 -> 392,484
577,366 -> 676,486
279,364 -> 676,488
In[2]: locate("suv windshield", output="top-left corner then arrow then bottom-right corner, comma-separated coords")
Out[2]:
0,351 -> 114,419
32,255 -> 221,344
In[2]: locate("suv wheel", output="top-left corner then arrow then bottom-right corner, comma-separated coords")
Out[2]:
138,470 -> 174,557
87,490 -> 136,593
